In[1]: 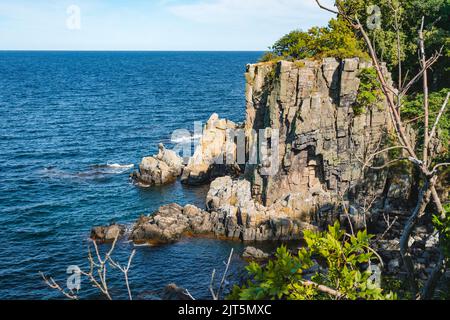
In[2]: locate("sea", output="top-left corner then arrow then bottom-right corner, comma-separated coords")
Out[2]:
0,51 -> 274,300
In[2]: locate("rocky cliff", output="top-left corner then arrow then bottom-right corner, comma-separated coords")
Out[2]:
243,58 -> 392,207
125,57 -> 399,243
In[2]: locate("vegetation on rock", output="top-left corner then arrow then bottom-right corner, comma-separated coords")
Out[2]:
229,222 -> 396,300
260,17 -> 368,62
354,67 -> 384,115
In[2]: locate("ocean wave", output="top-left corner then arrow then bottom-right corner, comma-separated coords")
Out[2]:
40,163 -> 135,180
171,133 -> 202,144
92,163 -> 135,170
106,163 -> 135,169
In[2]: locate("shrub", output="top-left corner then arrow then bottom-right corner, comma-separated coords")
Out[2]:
354,67 -> 384,116
260,18 -> 368,63
433,203 -> 450,257
229,222 -> 396,300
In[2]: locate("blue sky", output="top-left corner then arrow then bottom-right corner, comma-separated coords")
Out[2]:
0,0 -> 334,50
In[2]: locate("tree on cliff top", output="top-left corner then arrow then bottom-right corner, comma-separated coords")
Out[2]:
260,17 -> 368,62
338,0 -> 449,91
263,0 -> 449,92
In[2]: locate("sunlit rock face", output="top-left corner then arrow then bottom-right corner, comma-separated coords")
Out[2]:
132,144 -> 184,187
180,113 -> 241,185
130,58 -> 399,242
243,58 -> 392,209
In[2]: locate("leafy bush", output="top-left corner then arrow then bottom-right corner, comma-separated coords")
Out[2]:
433,203 -> 450,257
260,18 -> 368,62
229,222 -> 396,300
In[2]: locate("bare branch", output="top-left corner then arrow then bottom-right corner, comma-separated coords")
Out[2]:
39,272 -> 78,300
429,92 -> 450,142
300,280 -> 345,299
314,0 -> 338,15
380,215 -> 399,240
209,248 -> 234,300
399,180 -> 432,297
400,50 -> 443,98
42,233 -> 136,301
419,17 -> 431,166
432,162 -> 450,174
108,249 -> 136,300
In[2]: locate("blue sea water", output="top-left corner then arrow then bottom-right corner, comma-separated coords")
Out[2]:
0,51 -> 264,300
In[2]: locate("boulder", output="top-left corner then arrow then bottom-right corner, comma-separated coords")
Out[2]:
90,224 -> 125,242
155,143 -> 184,176
130,204 -> 215,244
181,114 -> 240,185
131,144 -> 184,187
242,247 -> 269,260
130,204 -> 188,244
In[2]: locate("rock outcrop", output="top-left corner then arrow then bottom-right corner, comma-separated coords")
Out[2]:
132,143 -> 184,187
91,224 -> 126,242
242,247 -> 269,260
206,176 -> 319,241
181,113 -> 241,185
129,57 -> 397,243
130,203 -> 216,244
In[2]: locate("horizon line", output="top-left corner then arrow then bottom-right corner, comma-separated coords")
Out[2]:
0,49 -> 267,52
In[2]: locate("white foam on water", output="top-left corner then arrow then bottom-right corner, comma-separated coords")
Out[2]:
106,163 -> 135,169
171,133 -> 202,144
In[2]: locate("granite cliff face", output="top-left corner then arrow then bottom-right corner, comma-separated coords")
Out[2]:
243,58 -> 392,207
124,58 -> 398,243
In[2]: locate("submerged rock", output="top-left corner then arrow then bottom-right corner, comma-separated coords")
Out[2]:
90,224 -> 125,242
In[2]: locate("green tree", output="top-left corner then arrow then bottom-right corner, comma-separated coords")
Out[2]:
338,0 -> 449,91
260,17 -> 368,62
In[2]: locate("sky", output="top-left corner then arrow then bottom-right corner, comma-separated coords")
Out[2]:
0,0 -> 335,51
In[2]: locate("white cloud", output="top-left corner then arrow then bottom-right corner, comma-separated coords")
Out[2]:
168,0 -> 334,27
